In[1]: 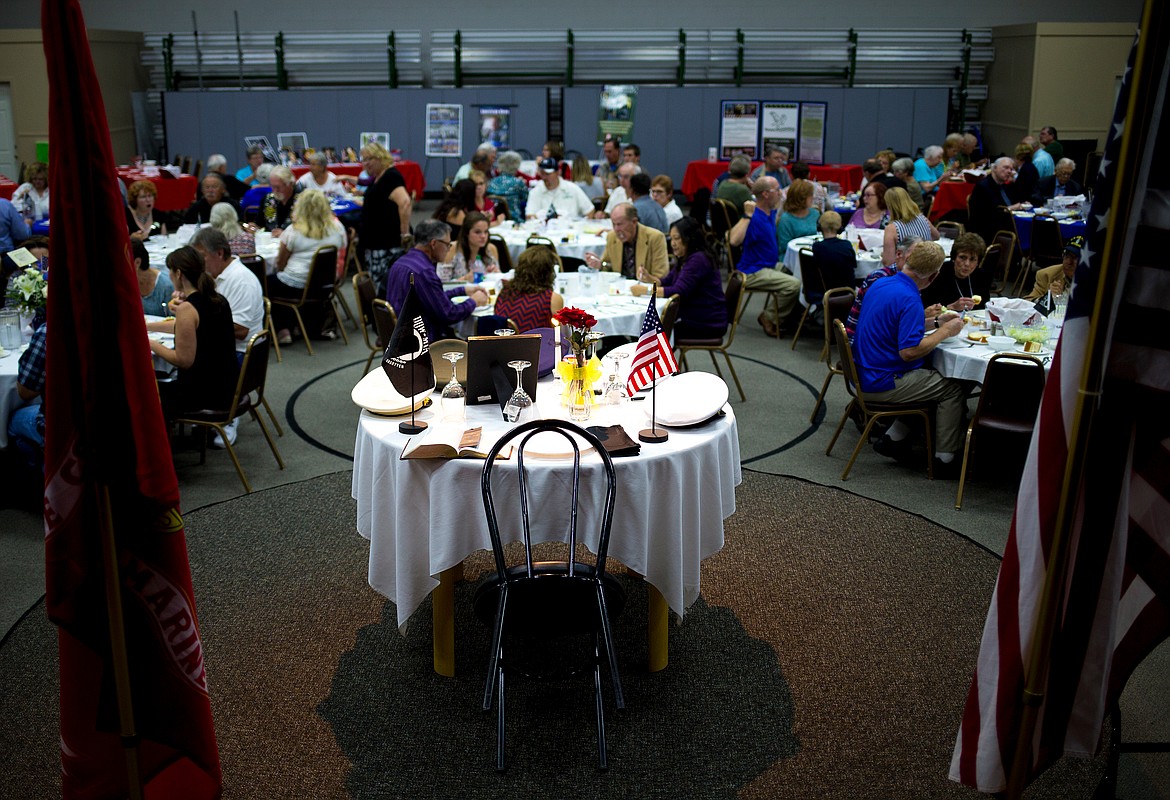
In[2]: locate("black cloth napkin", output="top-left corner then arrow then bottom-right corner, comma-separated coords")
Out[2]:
586,425 -> 641,458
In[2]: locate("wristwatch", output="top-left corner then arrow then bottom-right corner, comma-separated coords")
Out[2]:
933,317 -> 940,329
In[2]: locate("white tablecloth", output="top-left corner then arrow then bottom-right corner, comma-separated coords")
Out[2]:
784,235 -> 884,284
351,386 -> 742,631
491,219 -> 612,264
0,347 -> 31,450
931,332 -> 1056,383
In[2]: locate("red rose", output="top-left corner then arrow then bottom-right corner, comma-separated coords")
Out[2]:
554,307 -> 597,330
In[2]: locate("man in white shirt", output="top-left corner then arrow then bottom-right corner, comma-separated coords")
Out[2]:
525,158 -> 594,220
454,144 -> 496,182
601,163 -> 637,216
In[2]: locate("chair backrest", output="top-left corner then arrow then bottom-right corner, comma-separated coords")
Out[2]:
371,298 -> 397,347
430,338 -> 469,384
227,331 -> 271,419
481,419 -> 617,582
938,221 -> 966,239
526,235 -> 557,254
488,233 -> 513,273
994,206 -> 1016,241
719,270 -> 747,347
239,253 -> 267,297
709,199 -> 737,239
798,248 -> 824,304
978,242 -> 1003,285
244,205 -> 263,226
1030,216 -> 1064,265
823,287 -> 856,362
352,271 -> 377,347
558,255 -> 586,273
658,295 -> 680,343
991,231 -> 1017,289
344,227 -> 362,275
475,315 -> 519,337
689,187 -> 712,231
976,352 -> 1046,421
833,320 -> 873,414
303,245 -> 339,301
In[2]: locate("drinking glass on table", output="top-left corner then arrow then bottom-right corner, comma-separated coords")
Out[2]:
502,360 -> 532,423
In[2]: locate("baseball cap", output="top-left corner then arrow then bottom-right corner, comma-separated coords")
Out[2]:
538,157 -> 559,173
1063,235 -> 1085,256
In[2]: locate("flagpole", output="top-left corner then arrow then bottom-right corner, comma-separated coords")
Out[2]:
97,482 -> 145,800
638,362 -> 668,444
400,273 -> 427,435
1005,3 -> 1163,794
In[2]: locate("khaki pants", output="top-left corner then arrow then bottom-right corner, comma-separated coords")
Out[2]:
863,368 -> 967,454
744,268 -> 801,325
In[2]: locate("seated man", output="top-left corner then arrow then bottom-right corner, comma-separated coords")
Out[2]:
715,155 -> 754,217
601,162 -> 636,216
1,197 -> 31,287
750,145 -> 792,189
594,135 -> 623,194
1025,235 -> 1082,301
1038,126 -> 1064,162
853,241 -> 967,476
584,202 -> 668,281
187,228 -> 264,361
627,172 -> 668,234
206,153 -> 248,199
1031,158 -> 1083,206
651,175 -> 684,226
384,219 -> 489,342
525,158 -> 594,220
8,319 -> 46,473
455,145 -> 495,183
183,173 -> 242,225
845,234 -> 921,341
262,166 -> 299,235
727,176 -> 802,338
967,157 -> 1026,243
622,142 -> 642,169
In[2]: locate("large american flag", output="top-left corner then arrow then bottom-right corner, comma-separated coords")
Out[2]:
951,15 -> 1170,794
626,297 -> 679,395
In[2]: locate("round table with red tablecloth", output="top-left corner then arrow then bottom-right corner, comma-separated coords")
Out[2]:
289,160 -> 425,200
115,169 -> 199,212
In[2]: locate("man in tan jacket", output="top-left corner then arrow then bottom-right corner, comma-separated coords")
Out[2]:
584,202 -> 668,281
1025,235 -> 1082,301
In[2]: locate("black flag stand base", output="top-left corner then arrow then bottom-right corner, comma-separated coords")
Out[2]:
638,362 -> 669,444
399,418 -> 427,435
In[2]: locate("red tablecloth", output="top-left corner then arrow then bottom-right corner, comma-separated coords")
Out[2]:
0,176 -> 15,201
681,160 -> 863,198
929,180 -> 975,221
807,164 -> 863,194
116,169 -> 198,212
289,160 -> 426,200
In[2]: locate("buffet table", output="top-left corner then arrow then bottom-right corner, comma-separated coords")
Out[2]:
352,385 -> 741,675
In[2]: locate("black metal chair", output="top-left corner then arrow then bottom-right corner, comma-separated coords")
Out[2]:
955,353 -> 1046,509
790,248 -> 824,350
676,270 -> 747,402
239,253 -> 282,363
352,271 -> 382,373
558,255 -> 586,273
474,419 -> 625,772
809,287 -> 856,422
488,233 -> 514,273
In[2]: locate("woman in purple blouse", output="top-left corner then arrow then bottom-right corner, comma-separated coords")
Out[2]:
631,216 -> 727,340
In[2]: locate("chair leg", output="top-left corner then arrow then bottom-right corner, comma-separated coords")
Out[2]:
680,349 -> 691,371
268,316 -> 282,363
250,409 -> 285,469
363,349 -> 377,374
955,423 -> 976,509
919,410 -> 934,481
496,662 -> 506,773
290,307 -> 313,355
790,307 -> 809,350
260,396 -> 284,437
334,289 -> 358,331
330,299 -> 351,345
594,640 -> 608,771
810,370 -> 835,423
720,349 -> 746,402
826,400 -> 856,456
840,416 -> 882,480
707,350 -> 724,381
214,424 -> 253,494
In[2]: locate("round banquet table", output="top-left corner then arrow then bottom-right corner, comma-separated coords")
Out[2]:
929,180 -> 975,221
1010,212 -> 1087,252
351,383 -> 742,674
930,316 -> 1059,382
0,176 -> 16,200
490,219 -> 612,264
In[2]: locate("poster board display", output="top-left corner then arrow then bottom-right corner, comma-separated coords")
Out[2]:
425,103 -> 463,158
243,135 -> 278,164
360,132 -> 390,151
761,101 -> 799,158
797,102 -> 827,164
478,107 -> 511,149
597,85 -> 637,145
719,101 -> 760,159
276,131 -> 309,156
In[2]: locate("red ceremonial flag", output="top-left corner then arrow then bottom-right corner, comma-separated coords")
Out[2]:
41,1 -> 221,797
626,296 -> 678,395
951,11 -> 1170,793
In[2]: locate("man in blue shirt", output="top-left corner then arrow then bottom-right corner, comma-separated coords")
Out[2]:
852,241 -> 968,477
750,145 -> 792,189
727,176 -> 801,338
385,219 -> 489,342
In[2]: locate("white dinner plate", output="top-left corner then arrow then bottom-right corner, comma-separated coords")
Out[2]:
643,371 -> 728,427
1014,345 -> 1051,356
351,366 -> 434,416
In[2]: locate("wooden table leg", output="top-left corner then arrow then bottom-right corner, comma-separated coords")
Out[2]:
647,584 -> 669,673
433,565 -> 462,677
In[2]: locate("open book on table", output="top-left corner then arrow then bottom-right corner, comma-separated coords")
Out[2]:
400,425 -> 511,460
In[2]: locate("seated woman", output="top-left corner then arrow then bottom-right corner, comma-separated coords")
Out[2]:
268,189 -> 347,342
848,182 -> 888,230
133,238 -> 175,317
469,170 -> 507,225
125,180 -> 170,241
572,154 -> 604,201
630,216 -> 727,340
920,232 -> 990,314
492,246 -> 564,333
1012,142 -> 1040,205
486,151 -> 529,220
881,186 -> 939,265
811,212 -> 858,294
148,246 -> 240,418
776,179 -> 822,252
432,179 -> 475,241
446,212 -> 500,282
210,201 -> 255,255
12,161 -> 49,225
296,152 -> 352,196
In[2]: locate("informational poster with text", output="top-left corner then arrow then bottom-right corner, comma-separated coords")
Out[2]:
761,101 -> 799,158
719,101 -> 760,160
426,104 -> 463,158
798,102 -> 827,164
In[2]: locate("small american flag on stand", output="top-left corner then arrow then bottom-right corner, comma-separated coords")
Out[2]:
626,296 -> 678,395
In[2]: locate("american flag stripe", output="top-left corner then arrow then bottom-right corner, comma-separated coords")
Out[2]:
952,15 -> 1170,791
626,299 -> 678,395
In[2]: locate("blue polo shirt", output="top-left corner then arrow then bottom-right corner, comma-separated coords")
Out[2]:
736,206 -> 779,275
853,271 -> 925,392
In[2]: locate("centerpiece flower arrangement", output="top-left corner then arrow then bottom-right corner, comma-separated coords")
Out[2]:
553,306 -> 604,421
7,266 -> 48,320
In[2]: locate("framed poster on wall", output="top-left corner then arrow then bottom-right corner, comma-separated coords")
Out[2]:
761,101 -> 799,158
360,132 -> 390,151
797,102 -> 827,164
425,103 -> 463,158
478,107 -> 511,149
597,85 -> 637,145
719,101 -> 760,159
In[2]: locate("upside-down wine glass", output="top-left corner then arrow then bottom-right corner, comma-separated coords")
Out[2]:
439,351 -> 466,421
502,359 -> 532,423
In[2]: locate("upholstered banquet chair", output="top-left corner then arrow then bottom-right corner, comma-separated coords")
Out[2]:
270,244 -> 348,355
790,248 -> 824,350
826,320 -> 935,481
474,419 -> 625,772
240,253 -> 281,363
809,287 -> 856,423
353,271 -> 383,373
676,270 -> 747,402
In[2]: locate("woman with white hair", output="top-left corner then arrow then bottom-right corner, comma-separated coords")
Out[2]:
913,145 -> 957,197
269,189 -> 347,342
296,152 -> 350,196
486,150 -> 528,220
209,202 -> 255,255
